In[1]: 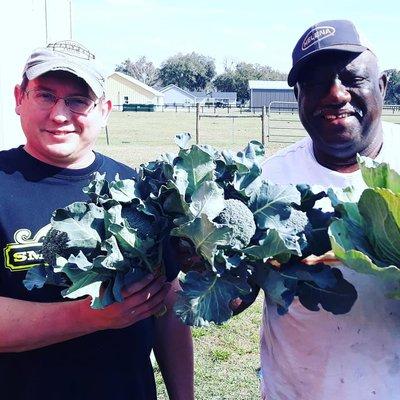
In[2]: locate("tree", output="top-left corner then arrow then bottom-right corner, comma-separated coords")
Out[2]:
115,56 -> 158,86
158,52 -> 216,91
213,62 -> 287,103
384,69 -> 400,105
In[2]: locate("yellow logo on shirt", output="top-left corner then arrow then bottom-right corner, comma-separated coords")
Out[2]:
3,225 -> 51,271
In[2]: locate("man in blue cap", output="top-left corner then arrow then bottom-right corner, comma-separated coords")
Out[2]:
0,40 -> 193,400
260,20 -> 400,399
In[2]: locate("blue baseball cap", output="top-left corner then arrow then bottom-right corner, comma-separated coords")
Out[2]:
287,20 -> 369,87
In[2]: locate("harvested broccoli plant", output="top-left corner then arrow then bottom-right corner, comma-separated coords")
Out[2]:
24,134 -> 357,326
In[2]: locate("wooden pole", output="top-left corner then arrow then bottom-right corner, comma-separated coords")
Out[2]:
196,103 -> 200,144
261,106 -> 266,145
105,125 -> 110,145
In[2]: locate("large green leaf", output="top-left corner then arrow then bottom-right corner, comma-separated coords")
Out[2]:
82,172 -> 110,204
249,181 -> 301,229
51,202 -> 104,250
329,218 -> 400,283
252,264 -> 294,312
108,224 -> 156,271
358,189 -> 400,265
233,163 -> 263,198
253,259 -> 357,315
243,229 -> 293,262
174,146 -> 216,196
174,270 -> 251,326
109,175 -> 140,203
171,214 -> 233,264
189,181 -> 225,220
358,155 -> 400,192
57,252 -> 111,308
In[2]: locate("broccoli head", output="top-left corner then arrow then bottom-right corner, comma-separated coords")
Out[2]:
41,229 -> 69,266
214,199 -> 256,248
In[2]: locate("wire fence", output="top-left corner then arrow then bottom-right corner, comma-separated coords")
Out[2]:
105,103 -> 400,148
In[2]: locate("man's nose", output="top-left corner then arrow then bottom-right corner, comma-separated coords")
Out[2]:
325,78 -> 351,104
49,98 -> 72,122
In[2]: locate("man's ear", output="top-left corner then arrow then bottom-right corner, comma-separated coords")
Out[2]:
294,84 -> 299,100
100,99 -> 112,127
14,85 -> 24,115
379,73 -> 388,100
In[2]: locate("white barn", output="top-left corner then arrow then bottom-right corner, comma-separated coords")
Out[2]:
0,0 -> 72,150
106,72 -> 164,110
160,84 -> 197,105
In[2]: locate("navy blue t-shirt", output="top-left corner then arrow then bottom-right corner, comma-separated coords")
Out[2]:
0,146 -> 157,400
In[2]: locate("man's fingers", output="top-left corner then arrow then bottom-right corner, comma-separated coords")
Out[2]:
121,274 -> 163,298
126,280 -> 171,310
301,251 -> 339,265
129,284 -> 171,318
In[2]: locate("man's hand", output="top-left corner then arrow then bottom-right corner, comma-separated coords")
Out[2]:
82,274 -> 171,331
229,283 -> 260,316
301,250 -> 339,265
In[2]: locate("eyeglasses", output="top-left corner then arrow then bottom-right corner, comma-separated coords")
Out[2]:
25,89 -> 99,115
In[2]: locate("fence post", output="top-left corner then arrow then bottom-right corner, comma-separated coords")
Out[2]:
105,125 -> 110,145
261,106 -> 266,145
196,103 -> 200,144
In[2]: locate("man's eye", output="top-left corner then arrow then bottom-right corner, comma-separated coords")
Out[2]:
352,77 -> 366,84
36,92 -> 55,102
68,97 -> 91,107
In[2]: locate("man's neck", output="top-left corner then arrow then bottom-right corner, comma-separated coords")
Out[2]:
313,129 -> 384,173
23,146 -> 96,169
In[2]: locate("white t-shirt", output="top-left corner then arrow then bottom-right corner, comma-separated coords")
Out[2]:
260,122 -> 400,400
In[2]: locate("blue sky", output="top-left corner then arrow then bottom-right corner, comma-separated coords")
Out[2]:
73,0 -> 399,75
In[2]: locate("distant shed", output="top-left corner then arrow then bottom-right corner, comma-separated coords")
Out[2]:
249,80 -> 296,109
106,72 -> 164,110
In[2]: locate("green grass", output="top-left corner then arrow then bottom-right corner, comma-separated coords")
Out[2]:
95,109 -> 400,400
153,296 -> 264,400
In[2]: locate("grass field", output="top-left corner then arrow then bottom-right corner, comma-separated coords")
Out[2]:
95,110 -> 400,400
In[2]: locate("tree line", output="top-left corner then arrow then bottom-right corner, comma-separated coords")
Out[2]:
115,53 -> 400,104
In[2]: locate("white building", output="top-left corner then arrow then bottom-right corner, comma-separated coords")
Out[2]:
160,84 -> 198,105
0,0 -> 72,150
106,72 -> 164,110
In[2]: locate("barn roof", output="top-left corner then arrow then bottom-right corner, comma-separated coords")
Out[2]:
110,72 -> 163,97
160,84 -> 197,99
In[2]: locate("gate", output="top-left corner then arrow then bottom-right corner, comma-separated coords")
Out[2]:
267,101 -> 306,143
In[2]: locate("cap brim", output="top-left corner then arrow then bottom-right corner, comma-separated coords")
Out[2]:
287,44 -> 368,87
25,59 -> 104,98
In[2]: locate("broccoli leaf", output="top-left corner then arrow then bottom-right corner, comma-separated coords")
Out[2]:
109,176 -> 140,203
329,155 -> 400,299
51,202 -> 104,251
174,146 -> 215,196
189,181 -> 225,220
249,181 -> 301,229
171,214 -> 233,265
174,270 -> 251,326
253,260 -> 357,315
358,155 -> 400,192
281,261 -> 357,315
243,229 -> 293,262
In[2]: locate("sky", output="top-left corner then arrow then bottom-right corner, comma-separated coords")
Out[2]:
72,0 -> 399,76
